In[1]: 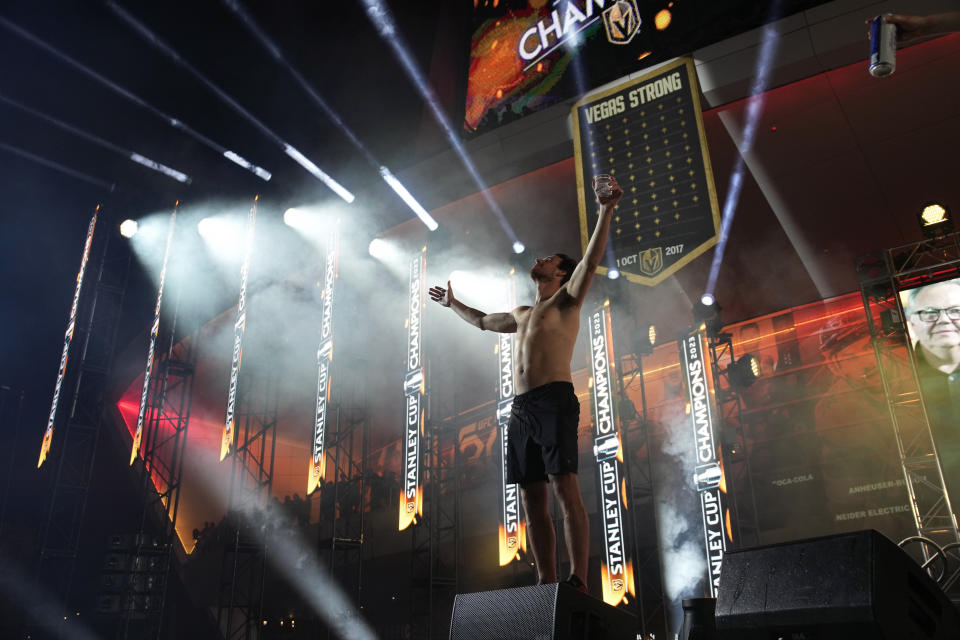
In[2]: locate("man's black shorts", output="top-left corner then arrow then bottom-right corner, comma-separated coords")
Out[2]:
506,381 -> 580,485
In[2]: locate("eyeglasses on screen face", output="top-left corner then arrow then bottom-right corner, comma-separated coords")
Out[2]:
913,307 -> 960,322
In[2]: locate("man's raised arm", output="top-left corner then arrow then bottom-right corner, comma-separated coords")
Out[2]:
565,176 -> 623,303
429,280 -> 518,332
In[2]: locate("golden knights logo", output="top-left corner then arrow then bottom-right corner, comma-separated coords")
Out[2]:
639,247 -> 663,276
603,0 -> 641,45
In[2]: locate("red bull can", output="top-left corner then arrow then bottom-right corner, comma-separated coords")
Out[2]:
869,15 -> 896,77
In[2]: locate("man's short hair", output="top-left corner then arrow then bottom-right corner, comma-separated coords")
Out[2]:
556,253 -> 578,285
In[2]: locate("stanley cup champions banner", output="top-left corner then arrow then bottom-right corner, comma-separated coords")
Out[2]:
679,329 -> 731,596
130,208 -> 178,466
496,273 -> 526,565
588,300 -> 635,606
307,226 -> 340,495
220,198 -> 258,461
399,248 -> 427,530
38,210 -> 98,468
573,58 -> 720,286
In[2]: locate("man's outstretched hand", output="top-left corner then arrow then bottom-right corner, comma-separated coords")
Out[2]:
429,281 -> 454,307
595,176 -> 624,207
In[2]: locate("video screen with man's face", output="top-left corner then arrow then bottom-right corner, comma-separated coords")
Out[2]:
899,277 -> 960,509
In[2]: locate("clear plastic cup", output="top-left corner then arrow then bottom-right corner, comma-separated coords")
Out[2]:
593,174 -> 613,199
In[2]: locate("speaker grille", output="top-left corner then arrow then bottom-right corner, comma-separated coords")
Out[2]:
450,584 -> 558,640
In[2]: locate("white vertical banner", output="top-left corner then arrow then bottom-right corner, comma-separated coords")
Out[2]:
38,209 -> 98,468
399,247 -> 426,530
588,300 -> 635,607
130,207 -> 178,465
497,271 -> 525,565
220,197 -> 258,462
679,329 -> 731,597
307,224 -> 339,495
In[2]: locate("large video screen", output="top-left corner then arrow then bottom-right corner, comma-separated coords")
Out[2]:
899,278 -> 960,509
464,0 -> 831,135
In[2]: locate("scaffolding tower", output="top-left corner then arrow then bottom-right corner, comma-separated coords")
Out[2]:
857,234 -> 960,551
217,371 -> 279,640
120,294 -> 198,639
706,332 -> 761,549
317,365 -> 369,638
34,224 -> 130,634
409,356 -> 460,640
617,351 -> 667,639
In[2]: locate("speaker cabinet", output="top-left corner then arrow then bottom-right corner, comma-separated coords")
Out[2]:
449,583 -> 636,640
716,529 -> 960,639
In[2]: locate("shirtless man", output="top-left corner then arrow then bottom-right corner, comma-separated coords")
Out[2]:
428,176 -> 622,592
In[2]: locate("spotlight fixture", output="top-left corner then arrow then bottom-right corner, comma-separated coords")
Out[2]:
368,238 -> 387,259
512,241 -> 526,254
197,218 -> 215,238
119,219 -> 139,238
283,208 -> 308,228
379,166 -> 437,231
648,323 -> 657,347
607,267 -> 621,280
692,296 -> 719,323
918,202 -> 952,238
728,353 -> 760,388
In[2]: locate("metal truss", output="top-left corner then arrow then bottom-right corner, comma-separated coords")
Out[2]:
217,371 -> 279,640
120,296 -> 197,639
617,352 -> 666,639
34,226 -> 130,634
409,363 -> 460,640
857,232 -> 960,550
317,366 -> 369,639
706,333 -> 760,549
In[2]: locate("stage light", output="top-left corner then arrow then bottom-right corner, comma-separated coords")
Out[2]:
728,354 -> 760,388
512,241 -> 525,254
197,218 -> 215,238
368,238 -> 388,259
608,267 -> 621,280
223,150 -> 272,181
379,166 -> 437,230
705,2 -> 785,297
701,293 -> 715,306
361,0 -> 522,247
129,153 -> 191,183
284,145 -> 355,203
120,219 -> 139,238
283,208 -> 308,228
0,16 -> 273,182
648,324 -> 657,346
919,202 -> 952,238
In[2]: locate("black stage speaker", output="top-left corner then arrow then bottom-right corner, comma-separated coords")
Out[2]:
716,529 -> 960,639
449,583 -> 636,640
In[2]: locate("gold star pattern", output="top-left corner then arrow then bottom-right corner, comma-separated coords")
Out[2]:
634,222 -> 640,229
637,235 -> 642,241
615,216 -> 621,222
675,213 -> 680,219
606,135 -> 612,141
653,206 -> 659,212
693,195 -> 699,202
648,169 -> 654,175
633,210 -> 639,216
672,200 -> 678,207
608,146 -> 613,152
616,228 -> 622,235
651,193 -> 657,200
655,230 -> 661,238
654,217 -> 660,224
649,181 -> 655,187
671,187 -> 677,194
632,198 -> 638,205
